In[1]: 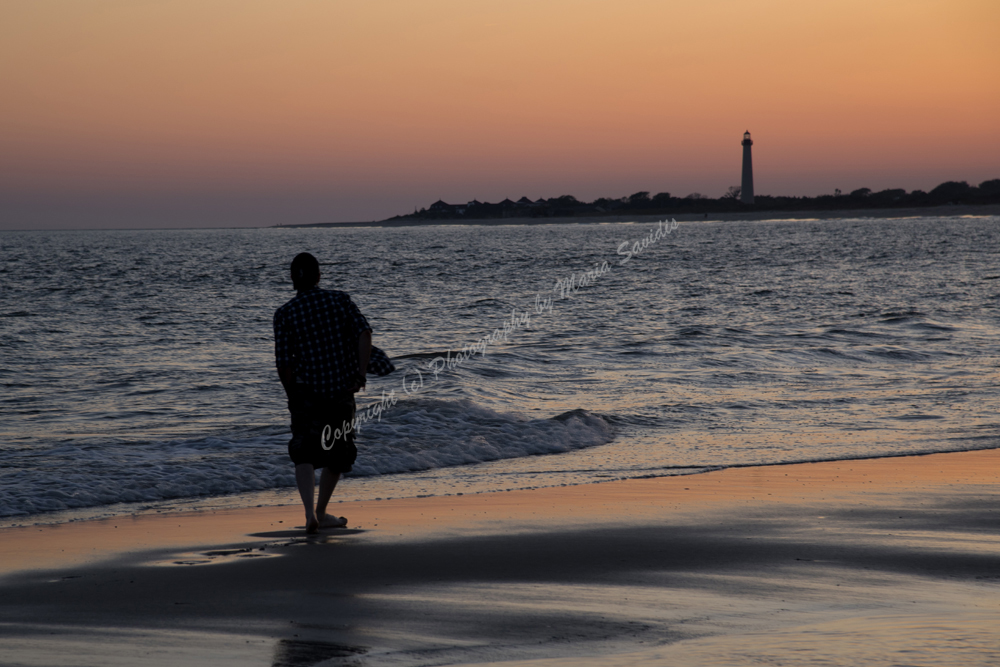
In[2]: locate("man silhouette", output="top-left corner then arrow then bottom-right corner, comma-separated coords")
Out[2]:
273,252 -> 377,533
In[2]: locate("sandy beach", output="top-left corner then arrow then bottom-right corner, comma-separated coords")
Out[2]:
2,449 -> 999,666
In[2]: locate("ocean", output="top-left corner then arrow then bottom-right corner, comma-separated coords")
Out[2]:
2,216 -> 999,525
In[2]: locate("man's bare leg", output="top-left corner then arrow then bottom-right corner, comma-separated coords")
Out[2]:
315,468 -> 347,528
295,463 -> 319,533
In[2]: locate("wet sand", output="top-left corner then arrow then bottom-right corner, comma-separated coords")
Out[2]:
2,450 -> 999,666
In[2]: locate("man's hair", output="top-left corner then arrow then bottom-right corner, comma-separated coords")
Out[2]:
291,252 -> 320,291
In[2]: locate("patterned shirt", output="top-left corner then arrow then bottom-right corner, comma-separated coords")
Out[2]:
274,287 -> 373,397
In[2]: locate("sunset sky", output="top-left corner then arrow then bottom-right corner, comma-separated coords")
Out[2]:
2,0 -> 998,229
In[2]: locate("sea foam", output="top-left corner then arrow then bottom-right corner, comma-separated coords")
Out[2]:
0,399 -> 614,517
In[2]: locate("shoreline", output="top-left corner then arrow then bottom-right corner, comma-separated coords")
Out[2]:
5,444 -> 997,531
4,203 -> 996,233
3,449 -> 999,665
282,202 -> 1000,229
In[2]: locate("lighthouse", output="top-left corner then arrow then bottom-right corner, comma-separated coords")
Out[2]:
741,130 -> 754,204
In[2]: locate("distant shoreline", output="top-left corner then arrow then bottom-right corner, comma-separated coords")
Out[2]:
279,202 -> 1000,229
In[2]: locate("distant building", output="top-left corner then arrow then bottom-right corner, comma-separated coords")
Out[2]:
741,131 -> 754,204
428,199 -> 466,215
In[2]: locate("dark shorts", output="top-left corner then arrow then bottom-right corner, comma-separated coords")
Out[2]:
287,387 -> 358,472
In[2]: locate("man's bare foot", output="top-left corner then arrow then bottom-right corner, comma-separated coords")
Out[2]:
305,517 -> 319,534
317,513 -> 348,528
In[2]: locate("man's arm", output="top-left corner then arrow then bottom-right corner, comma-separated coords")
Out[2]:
277,366 -> 297,398
274,308 -> 297,398
354,330 -> 372,392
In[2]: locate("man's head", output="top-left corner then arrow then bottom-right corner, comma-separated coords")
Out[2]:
291,252 -> 321,291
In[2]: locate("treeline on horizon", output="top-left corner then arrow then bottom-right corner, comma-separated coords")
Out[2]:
390,179 -> 1000,221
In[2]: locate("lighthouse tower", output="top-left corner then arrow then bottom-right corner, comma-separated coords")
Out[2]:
741,130 -> 754,204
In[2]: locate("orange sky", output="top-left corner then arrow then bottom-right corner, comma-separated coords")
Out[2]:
1,0 -> 998,228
